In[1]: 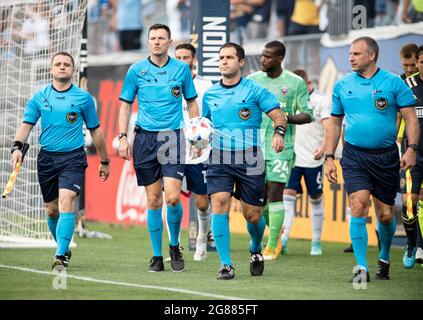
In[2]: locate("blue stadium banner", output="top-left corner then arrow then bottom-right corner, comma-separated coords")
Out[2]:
190,0 -> 230,82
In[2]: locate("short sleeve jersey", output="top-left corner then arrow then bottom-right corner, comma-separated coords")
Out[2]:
202,77 -> 280,151
332,69 -> 415,149
119,56 -> 197,131
23,84 -> 99,152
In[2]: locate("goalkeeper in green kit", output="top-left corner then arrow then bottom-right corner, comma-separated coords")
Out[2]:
248,41 -> 312,260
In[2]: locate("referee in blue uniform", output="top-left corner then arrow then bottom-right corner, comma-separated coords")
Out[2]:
202,43 -> 286,280
11,52 -> 110,271
324,37 -> 419,283
118,24 -> 199,273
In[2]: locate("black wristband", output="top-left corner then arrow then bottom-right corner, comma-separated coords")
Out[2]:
274,126 -> 286,137
118,133 -> 127,140
408,144 -> 418,151
11,141 -> 23,154
100,159 -> 110,165
324,154 -> 335,161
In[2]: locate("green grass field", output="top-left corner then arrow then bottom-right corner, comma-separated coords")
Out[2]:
0,222 -> 422,300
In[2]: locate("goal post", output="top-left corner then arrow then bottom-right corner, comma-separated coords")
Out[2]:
0,0 -> 88,248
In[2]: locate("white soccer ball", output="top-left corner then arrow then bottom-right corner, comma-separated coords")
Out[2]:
185,117 -> 214,149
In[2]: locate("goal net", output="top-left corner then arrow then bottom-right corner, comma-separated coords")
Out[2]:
0,0 -> 87,248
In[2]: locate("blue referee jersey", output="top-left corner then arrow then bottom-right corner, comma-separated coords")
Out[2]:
332,69 -> 415,149
202,77 -> 280,151
23,84 -> 99,152
119,56 -> 197,131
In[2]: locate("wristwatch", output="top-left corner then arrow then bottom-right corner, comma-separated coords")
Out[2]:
408,144 -> 418,152
324,154 -> 335,161
100,159 -> 110,166
117,132 -> 127,140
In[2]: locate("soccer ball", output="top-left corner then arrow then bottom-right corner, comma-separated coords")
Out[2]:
185,117 -> 213,149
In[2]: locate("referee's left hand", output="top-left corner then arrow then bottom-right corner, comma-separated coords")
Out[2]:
99,163 -> 110,181
401,148 -> 416,171
272,134 -> 284,153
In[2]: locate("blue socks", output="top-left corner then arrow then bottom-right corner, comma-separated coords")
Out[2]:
47,215 -> 59,242
166,202 -> 183,247
378,216 -> 396,262
350,217 -> 368,271
211,213 -> 232,266
55,212 -> 75,256
147,208 -> 163,257
247,216 -> 266,253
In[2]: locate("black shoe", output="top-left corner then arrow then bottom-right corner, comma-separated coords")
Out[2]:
374,260 -> 390,280
149,256 -> 164,272
52,255 -> 67,271
217,264 -> 235,280
350,269 -> 370,283
63,250 -> 72,267
169,244 -> 185,272
344,244 -> 354,253
250,252 -> 264,276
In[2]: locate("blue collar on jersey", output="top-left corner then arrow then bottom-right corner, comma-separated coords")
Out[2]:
219,77 -> 243,89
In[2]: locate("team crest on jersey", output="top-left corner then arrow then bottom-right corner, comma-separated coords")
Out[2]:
281,87 -> 288,96
239,108 -> 251,120
171,86 -> 181,98
66,112 -> 78,124
375,97 -> 388,110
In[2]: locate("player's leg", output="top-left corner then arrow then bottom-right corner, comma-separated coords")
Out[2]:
263,158 -> 293,260
282,166 -> 304,254
417,184 -> 423,264
185,164 -> 210,261
207,160 -> 235,279
304,166 -> 324,255
400,168 -> 419,268
373,197 -> 396,279
236,168 -> 266,276
163,176 -> 185,272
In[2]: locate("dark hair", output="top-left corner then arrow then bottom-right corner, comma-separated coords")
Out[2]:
400,43 -> 418,59
219,42 -> 245,61
416,45 -> 423,60
175,43 -> 196,58
264,40 -> 286,58
148,23 -> 171,39
352,36 -> 379,62
51,51 -> 75,67
293,69 -> 308,82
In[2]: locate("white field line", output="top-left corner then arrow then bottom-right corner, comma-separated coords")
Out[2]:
0,264 -> 247,300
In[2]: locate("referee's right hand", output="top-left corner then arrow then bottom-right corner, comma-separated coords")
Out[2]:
118,137 -> 132,160
324,158 -> 338,184
11,150 -> 23,169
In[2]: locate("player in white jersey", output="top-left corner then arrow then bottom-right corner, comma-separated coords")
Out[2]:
282,69 -> 331,255
175,43 -> 214,261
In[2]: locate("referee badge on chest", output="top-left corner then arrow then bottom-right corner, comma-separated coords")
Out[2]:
171,85 -> 181,98
66,111 -> 78,124
281,87 -> 288,96
375,97 -> 388,110
239,108 -> 251,120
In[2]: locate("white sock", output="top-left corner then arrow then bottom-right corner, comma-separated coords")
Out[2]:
197,207 -> 210,243
310,197 -> 324,242
281,195 -> 296,242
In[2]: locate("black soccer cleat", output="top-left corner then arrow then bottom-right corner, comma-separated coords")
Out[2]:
51,255 -> 67,271
217,264 -> 235,280
250,252 -> 264,276
149,256 -> 164,272
343,244 -> 354,253
374,260 -> 390,280
63,250 -> 72,267
169,244 -> 185,272
350,269 -> 370,284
